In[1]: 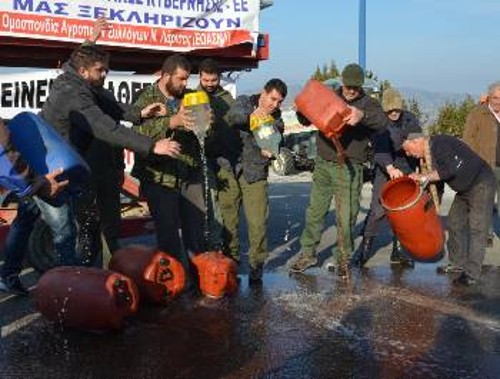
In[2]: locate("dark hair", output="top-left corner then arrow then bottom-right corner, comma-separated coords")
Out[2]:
69,45 -> 109,70
161,54 -> 192,75
198,58 -> 220,76
264,78 -> 287,98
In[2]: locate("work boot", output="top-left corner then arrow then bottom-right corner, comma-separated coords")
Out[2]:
349,236 -> 375,269
289,252 -> 317,273
453,272 -> 477,286
390,239 -> 414,268
249,264 -> 263,286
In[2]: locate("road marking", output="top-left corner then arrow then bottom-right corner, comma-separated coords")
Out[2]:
1,312 -> 41,338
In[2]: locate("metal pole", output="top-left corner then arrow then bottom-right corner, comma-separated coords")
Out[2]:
358,0 -> 366,70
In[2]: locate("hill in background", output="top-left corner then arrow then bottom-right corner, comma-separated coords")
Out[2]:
238,82 -> 477,125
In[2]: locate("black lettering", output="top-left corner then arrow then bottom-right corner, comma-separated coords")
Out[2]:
54,2 -> 69,15
36,80 -> 49,108
35,1 -> 52,14
13,0 -> 33,12
183,16 -> 196,28
117,82 -> 131,104
13,82 -> 20,108
130,82 -> 143,103
21,81 -> 35,108
1,83 -> 13,108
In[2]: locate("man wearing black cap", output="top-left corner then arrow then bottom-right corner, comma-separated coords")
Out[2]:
290,63 -> 388,276
350,87 -> 422,269
393,131 -> 495,286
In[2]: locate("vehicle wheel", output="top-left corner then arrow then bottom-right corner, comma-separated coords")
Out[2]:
28,219 -> 57,273
27,219 -> 100,273
271,148 -> 295,176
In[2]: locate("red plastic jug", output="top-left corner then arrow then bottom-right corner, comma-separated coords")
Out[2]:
191,251 -> 238,298
35,266 -> 139,331
109,245 -> 186,304
294,79 -> 351,139
380,177 -> 445,262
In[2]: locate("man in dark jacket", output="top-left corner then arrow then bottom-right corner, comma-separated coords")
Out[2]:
0,118 -> 68,295
218,78 -> 287,285
37,44 -> 180,267
197,58 -> 235,250
350,87 -> 421,268
290,63 -> 387,276
394,131 -> 495,286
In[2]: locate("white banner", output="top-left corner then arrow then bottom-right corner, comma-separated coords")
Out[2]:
0,0 -> 260,51
0,69 -> 236,120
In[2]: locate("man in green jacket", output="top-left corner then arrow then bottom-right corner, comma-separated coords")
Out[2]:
290,63 -> 387,277
132,54 -> 205,270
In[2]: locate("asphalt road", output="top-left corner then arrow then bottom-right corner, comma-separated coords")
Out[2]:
1,173 -> 500,378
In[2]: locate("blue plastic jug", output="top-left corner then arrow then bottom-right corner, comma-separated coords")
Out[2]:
7,112 -> 90,199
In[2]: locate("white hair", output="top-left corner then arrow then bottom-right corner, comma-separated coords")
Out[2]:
488,81 -> 500,95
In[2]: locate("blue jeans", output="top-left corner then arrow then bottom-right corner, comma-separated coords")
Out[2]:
0,198 -> 40,279
33,196 -> 78,266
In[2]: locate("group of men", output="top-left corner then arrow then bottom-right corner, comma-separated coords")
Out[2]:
290,70 -> 499,287
0,18 -> 288,294
0,19 -> 498,295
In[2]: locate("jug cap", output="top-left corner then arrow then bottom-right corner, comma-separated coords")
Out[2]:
250,114 -> 274,131
182,91 -> 209,107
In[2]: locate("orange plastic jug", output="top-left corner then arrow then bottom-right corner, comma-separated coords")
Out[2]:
294,79 -> 351,139
380,177 -> 445,262
35,266 -> 139,331
109,245 -> 186,305
191,251 -> 238,298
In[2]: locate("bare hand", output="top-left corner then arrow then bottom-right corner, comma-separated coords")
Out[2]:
386,165 -> 404,180
251,107 -> 269,118
90,17 -> 111,43
153,138 -> 181,158
39,168 -> 69,198
408,173 -> 426,183
344,106 -> 364,126
169,106 -> 189,129
141,103 -> 167,119
261,149 -> 273,158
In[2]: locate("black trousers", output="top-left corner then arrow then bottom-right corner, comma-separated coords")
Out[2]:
447,169 -> 496,279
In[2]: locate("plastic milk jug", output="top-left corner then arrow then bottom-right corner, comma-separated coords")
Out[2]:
249,114 -> 282,156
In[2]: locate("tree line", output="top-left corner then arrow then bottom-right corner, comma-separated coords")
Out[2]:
312,60 -> 478,137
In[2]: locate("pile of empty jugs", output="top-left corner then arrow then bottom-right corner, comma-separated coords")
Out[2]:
35,246 -> 238,331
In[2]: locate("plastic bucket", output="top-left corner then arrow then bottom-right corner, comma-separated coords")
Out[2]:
294,79 -> 351,139
380,177 -> 444,262
7,112 -> 90,199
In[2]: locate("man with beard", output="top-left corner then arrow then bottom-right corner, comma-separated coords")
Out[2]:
37,44 -> 180,268
132,54 -> 206,272
196,58 -> 235,250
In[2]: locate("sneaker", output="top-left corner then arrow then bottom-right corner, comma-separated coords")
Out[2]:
0,276 -> 29,296
436,264 -> 464,275
249,265 -> 263,286
289,254 -> 317,273
453,272 -> 477,286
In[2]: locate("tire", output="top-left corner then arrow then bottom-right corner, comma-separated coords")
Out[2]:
271,148 -> 295,176
27,219 -> 100,273
27,219 -> 57,273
